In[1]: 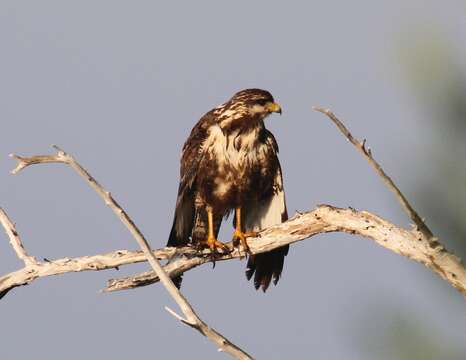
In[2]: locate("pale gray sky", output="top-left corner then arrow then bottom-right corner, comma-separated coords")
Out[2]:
1,1 -> 466,359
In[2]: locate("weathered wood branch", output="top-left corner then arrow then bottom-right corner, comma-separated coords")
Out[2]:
2,205 -> 465,299
7,146 -> 253,360
313,107 -> 434,239
0,208 -> 37,266
104,205 -> 466,296
0,246 -> 175,299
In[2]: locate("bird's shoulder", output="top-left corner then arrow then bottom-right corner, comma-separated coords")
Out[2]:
179,110 -> 221,183
260,128 -> 279,154
182,110 -> 218,153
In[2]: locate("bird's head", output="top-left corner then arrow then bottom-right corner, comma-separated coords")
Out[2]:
230,88 -> 282,117
214,88 -> 282,131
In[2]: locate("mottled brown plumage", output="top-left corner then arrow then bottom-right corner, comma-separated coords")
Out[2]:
167,88 -> 288,291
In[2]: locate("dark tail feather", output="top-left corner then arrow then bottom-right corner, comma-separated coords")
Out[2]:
167,224 -> 185,288
167,209 -> 188,289
167,190 -> 195,248
167,205 -> 222,289
167,221 -> 184,248
246,245 -> 289,292
172,275 -> 183,289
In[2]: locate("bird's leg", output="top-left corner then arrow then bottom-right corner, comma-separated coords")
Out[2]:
203,206 -> 229,253
232,207 -> 257,256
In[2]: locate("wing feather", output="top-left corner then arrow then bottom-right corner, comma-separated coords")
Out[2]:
167,112 -> 216,247
243,130 -> 289,291
167,112 -> 218,288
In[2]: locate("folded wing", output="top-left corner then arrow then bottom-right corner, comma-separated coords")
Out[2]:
243,131 -> 289,292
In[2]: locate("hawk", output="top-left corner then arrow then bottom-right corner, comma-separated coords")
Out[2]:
167,88 -> 288,291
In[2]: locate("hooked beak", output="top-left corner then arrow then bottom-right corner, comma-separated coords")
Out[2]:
266,102 -> 282,115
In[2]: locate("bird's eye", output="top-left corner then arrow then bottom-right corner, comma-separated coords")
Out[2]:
256,99 -> 268,106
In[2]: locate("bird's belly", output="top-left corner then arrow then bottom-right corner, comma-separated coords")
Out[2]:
198,131 -> 267,211
209,153 -> 260,208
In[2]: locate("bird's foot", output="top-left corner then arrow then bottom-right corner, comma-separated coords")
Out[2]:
232,230 -> 257,258
201,235 -> 229,254
201,235 -> 230,268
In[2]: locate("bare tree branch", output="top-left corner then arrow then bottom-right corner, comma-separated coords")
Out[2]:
8,146 -> 253,360
0,246 -> 175,299
9,153 -> 64,175
313,107 -> 434,239
2,205 -> 465,299
103,205 -> 466,296
0,208 -> 37,266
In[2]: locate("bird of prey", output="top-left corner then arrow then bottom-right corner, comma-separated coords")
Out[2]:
167,88 -> 288,291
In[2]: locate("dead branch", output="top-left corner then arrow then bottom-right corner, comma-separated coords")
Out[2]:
313,107 -> 434,239
103,205 -> 466,296
0,208 -> 37,266
0,246 -> 176,299
2,205 -> 465,299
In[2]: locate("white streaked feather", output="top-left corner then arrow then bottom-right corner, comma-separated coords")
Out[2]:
203,124 -> 262,175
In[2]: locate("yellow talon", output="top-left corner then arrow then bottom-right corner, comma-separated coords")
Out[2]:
202,206 -> 229,254
206,235 -> 229,253
232,229 -> 258,255
232,207 -> 258,256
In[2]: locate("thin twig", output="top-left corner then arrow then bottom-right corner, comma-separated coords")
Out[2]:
0,208 -> 37,266
313,107 -> 434,239
9,146 -> 253,360
165,306 -> 192,325
9,154 -> 64,175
